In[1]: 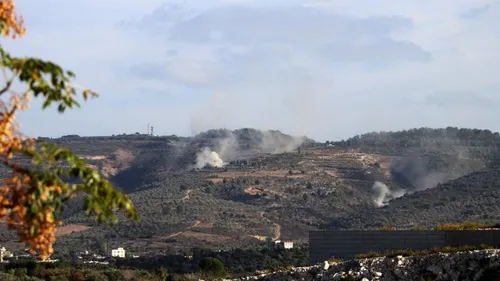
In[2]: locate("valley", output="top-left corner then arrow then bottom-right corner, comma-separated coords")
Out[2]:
1,127 -> 499,257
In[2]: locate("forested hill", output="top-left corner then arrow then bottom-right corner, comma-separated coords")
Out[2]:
2,127 -> 500,255
326,168 -> 500,230
331,127 -> 500,158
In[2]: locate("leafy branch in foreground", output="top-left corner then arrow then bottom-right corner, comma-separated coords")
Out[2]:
0,0 -> 138,260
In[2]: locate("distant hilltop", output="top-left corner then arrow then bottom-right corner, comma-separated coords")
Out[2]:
38,127 -> 317,145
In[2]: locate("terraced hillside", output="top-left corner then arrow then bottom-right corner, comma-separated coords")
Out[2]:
0,127 -> 499,256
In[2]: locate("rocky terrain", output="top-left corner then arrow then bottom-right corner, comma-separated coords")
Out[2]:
229,249 -> 500,281
2,127 -> 500,255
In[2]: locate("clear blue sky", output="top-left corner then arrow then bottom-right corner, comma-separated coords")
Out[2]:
4,0 -> 499,141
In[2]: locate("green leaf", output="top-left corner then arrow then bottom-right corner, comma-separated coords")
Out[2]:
0,45 -> 94,113
0,43 -> 139,256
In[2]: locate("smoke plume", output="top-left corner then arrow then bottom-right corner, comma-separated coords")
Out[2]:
258,130 -> 306,154
372,181 -> 406,208
192,128 -> 307,168
195,147 -> 224,168
215,131 -> 240,161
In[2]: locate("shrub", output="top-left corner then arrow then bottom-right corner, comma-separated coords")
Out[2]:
199,257 -> 227,279
156,266 -> 168,281
435,222 -> 500,230
84,271 -> 108,281
340,274 -> 357,281
376,226 -> 397,231
355,244 -> 492,259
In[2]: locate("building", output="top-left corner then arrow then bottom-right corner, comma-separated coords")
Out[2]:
273,240 -> 294,249
283,241 -> 294,249
111,248 -> 126,258
0,247 -> 14,262
0,247 -> 6,262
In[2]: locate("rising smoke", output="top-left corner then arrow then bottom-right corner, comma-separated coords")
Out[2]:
372,181 -> 406,208
193,132 -> 238,168
390,156 -> 449,192
195,147 -> 224,168
373,154 -> 476,207
367,129 -> 485,207
259,130 -> 306,154
193,129 -> 307,168
187,60 -> 329,143
216,131 -> 240,160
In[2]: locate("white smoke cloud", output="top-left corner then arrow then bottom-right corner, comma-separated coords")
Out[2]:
193,129 -> 305,167
259,131 -> 306,154
195,147 -> 225,168
372,181 -> 406,207
216,131 -> 240,160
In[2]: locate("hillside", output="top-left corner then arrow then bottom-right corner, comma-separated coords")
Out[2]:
327,168 -> 500,230
1,127 -> 500,255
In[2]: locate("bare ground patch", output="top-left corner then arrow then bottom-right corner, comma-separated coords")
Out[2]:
178,231 -> 232,243
55,224 -> 90,237
324,170 -> 340,178
244,186 -> 263,195
208,170 -> 306,179
207,178 -> 224,183
195,222 -> 215,228
163,221 -> 201,239
80,155 -> 107,160
249,234 -> 267,241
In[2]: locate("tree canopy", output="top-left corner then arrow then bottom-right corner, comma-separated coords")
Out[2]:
0,0 -> 138,260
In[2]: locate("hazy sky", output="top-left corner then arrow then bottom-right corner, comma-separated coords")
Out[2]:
4,0 -> 499,141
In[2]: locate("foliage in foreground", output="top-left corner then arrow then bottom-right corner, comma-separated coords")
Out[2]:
355,244 -> 493,259
0,0 -> 137,260
0,250 -> 300,281
115,247 -> 309,276
434,222 -> 500,231
0,262 -> 166,281
374,222 -> 500,231
198,257 -> 227,279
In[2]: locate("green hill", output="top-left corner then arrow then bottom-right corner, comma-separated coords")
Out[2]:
1,127 -> 499,256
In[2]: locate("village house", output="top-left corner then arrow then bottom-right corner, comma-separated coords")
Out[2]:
111,247 -> 126,258
273,240 -> 294,249
0,247 -> 12,262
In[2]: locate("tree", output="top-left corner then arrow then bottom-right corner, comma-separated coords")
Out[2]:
199,257 -> 227,279
156,266 -> 169,281
0,1 -> 138,260
95,239 -> 108,256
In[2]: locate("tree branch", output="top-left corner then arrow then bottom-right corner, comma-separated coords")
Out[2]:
0,78 -> 12,95
0,156 -> 30,175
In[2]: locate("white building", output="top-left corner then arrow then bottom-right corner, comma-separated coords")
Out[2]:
111,248 -> 126,258
273,240 -> 294,249
283,241 -> 294,249
0,247 -> 5,262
